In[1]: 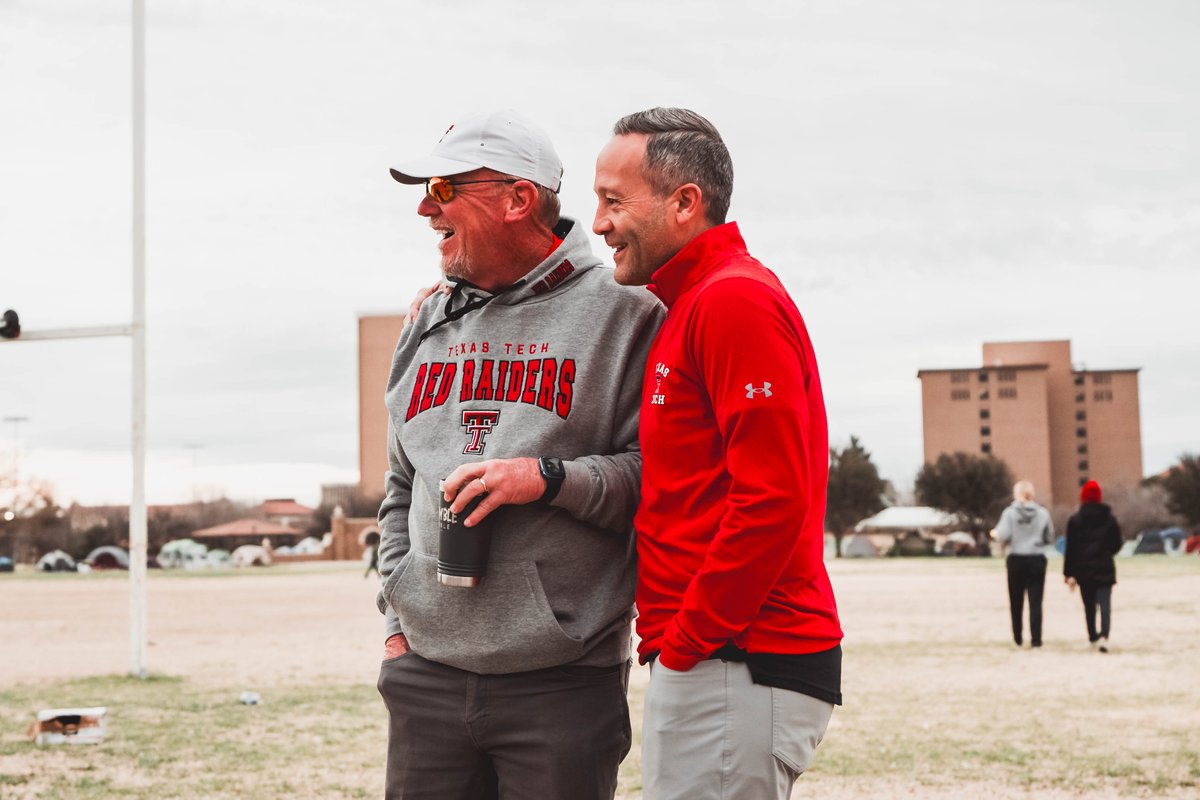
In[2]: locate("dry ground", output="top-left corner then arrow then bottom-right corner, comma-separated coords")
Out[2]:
1,556 -> 1197,799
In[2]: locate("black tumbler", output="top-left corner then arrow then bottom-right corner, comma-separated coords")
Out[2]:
437,479 -> 493,588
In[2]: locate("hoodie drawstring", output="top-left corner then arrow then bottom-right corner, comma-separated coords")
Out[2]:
418,278 -> 526,344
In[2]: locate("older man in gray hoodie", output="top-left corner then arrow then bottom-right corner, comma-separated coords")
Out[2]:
993,479 -> 1055,648
376,110 -> 663,799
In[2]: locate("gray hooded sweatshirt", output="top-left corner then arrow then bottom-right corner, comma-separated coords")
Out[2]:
375,217 -> 664,674
994,501 -> 1054,555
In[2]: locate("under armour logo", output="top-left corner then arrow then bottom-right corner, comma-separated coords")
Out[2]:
745,383 -> 772,398
461,410 -> 500,454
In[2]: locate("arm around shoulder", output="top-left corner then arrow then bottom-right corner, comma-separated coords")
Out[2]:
551,294 -> 664,533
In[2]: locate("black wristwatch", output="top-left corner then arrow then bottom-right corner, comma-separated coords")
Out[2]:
537,457 -> 566,504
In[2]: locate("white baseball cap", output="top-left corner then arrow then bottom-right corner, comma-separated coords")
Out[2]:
390,109 -> 563,193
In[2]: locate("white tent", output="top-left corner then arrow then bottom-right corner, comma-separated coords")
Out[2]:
36,550 -> 77,572
840,533 -> 882,558
157,538 -> 208,570
231,544 -> 272,567
854,506 -> 957,532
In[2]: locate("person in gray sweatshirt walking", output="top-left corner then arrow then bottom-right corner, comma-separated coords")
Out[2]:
992,480 -> 1055,648
374,109 -> 663,800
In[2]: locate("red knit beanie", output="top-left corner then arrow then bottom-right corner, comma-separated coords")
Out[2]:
1080,480 -> 1102,504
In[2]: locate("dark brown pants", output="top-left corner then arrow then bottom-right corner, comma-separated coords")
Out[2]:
378,652 -> 631,800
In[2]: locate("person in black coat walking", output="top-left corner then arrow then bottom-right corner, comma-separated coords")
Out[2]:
1063,480 -> 1123,652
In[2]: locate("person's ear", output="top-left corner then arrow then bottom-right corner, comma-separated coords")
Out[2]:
504,181 -> 539,222
672,183 -> 704,226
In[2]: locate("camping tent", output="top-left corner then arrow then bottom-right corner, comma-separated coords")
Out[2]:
292,536 -> 325,555
205,548 -> 232,567
1160,528 -> 1188,556
940,531 -> 979,557
854,506 -> 954,557
231,544 -> 272,567
1133,530 -> 1166,554
85,545 -> 130,570
157,539 -> 208,569
840,534 -> 881,558
36,550 -> 77,572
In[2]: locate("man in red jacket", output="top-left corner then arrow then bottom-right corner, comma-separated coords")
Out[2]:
593,108 -> 843,799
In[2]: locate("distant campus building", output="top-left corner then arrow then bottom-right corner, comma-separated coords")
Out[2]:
358,314 -> 406,499
918,340 -> 1143,509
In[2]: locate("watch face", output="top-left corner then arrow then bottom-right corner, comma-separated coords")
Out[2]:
542,458 -> 565,480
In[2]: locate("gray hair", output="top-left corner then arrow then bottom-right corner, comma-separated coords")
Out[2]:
612,107 -> 733,226
488,168 -> 560,229
1013,480 -> 1035,502
534,184 -> 560,228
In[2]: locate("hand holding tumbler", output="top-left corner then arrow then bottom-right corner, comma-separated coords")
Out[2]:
437,479 -> 493,588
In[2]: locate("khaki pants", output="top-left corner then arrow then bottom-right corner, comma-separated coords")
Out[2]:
643,659 -> 833,800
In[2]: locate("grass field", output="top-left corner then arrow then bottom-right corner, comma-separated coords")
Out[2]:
2,556 -> 1198,799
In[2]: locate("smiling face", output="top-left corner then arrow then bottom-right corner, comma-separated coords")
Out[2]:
417,169 -> 511,284
592,134 -> 681,286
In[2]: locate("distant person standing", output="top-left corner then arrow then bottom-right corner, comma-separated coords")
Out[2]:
993,480 -> 1054,648
363,543 -> 379,579
1064,480 -> 1123,652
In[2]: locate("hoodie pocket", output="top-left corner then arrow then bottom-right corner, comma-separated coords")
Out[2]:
386,551 -> 584,674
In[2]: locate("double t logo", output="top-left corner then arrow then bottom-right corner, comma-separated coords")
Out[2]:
461,410 -> 501,454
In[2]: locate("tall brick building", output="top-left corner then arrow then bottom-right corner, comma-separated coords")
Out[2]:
358,313 -> 406,500
918,340 -> 1143,508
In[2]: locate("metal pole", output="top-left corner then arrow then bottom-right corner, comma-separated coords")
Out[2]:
12,325 -> 134,341
129,0 -> 148,679
2,416 -> 29,482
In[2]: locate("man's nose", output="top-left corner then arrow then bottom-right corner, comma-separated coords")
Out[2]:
592,209 -> 611,236
417,193 -> 439,217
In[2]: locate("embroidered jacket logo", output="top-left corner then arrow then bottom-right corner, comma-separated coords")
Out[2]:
461,410 -> 500,454
651,362 -> 670,406
745,382 -> 773,398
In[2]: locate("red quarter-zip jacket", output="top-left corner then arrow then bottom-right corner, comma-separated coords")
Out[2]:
635,222 -> 843,671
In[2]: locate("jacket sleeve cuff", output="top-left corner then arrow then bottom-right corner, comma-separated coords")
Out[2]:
657,647 -> 702,672
383,605 -> 403,641
550,459 -> 590,512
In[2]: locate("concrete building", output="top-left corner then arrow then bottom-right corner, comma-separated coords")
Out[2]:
918,340 -> 1143,508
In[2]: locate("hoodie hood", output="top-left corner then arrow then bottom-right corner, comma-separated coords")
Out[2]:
996,500 -> 1054,554
417,217 -> 601,343
1079,502 -> 1113,523
1012,501 -> 1042,525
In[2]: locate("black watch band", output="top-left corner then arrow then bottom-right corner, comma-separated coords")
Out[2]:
538,457 -> 566,504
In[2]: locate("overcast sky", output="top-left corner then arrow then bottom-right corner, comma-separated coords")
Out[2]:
2,0 -> 1197,507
